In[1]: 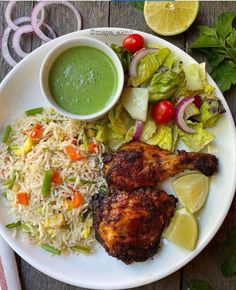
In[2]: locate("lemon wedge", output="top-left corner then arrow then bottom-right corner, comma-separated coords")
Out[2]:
144,0 -> 199,36
163,207 -> 198,250
172,173 -> 209,213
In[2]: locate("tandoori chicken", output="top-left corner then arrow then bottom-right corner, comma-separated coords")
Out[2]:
91,187 -> 177,264
103,141 -> 218,191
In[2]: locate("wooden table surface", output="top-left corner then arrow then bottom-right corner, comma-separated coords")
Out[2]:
0,1 -> 236,290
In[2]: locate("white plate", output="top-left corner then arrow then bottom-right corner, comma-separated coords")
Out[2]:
0,28 -> 235,290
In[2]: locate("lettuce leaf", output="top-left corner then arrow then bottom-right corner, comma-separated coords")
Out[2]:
147,124 -> 173,151
183,63 -> 204,91
128,48 -> 171,87
96,104 -> 134,150
183,62 -> 215,95
177,122 -> 214,152
148,69 -> 186,101
199,98 -> 226,127
140,116 -> 156,142
199,63 -> 215,95
171,124 -> 179,152
95,120 -> 109,143
110,44 -> 132,73
108,137 -> 126,151
108,103 -> 134,136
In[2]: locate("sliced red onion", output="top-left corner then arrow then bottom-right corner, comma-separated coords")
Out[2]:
12,22 -> 57,59
5,1 -> 45,31
12,24 -> 33,58
129,48 -> 158,77
1,16 -> 31,67
175,96 -> 196,134
132,120 -> 144,141
31,1 -> 82,42
42,22 -> 57,40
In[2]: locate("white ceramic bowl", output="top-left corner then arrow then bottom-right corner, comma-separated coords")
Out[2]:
40,36 -> 124,120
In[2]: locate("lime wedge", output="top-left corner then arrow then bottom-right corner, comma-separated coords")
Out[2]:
172,173 -> 209,213
144,0 -> 199,36
163,207 -> 198,250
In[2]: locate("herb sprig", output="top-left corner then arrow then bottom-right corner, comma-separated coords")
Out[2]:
190,12 -> 236,92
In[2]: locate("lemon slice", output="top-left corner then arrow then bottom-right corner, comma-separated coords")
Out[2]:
172,173 -> 209,213
163,207 -> 198,250
144,0 -> 199,36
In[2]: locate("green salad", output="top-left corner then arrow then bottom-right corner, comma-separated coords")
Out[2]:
93,35 -> 226,152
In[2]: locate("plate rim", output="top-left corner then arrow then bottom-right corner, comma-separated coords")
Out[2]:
0,27 -> 236,290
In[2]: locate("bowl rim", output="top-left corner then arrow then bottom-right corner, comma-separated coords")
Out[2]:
39,36 -> 124,121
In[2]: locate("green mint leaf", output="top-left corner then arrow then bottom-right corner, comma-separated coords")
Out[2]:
221,251 -> 236,277
198,25 -> 218,37
186,279 -> 214,290
189,35 -> 219,49
208,53 -> 225,71
215,12 -> 236,40
228,47 -> 236,59
212,62 -> 236,92
226,29 -> 236,48
221,226 -> 236,277
129,1 -> 144,10
189,26 -> 219,49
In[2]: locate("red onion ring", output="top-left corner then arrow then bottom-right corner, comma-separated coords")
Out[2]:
2,15 -> 57,67
5,1 -> 45,31
132,120 -> 144,141
1,16 -> 30,67
129,48 -> 158,77
31,1 -> 82,42
42,22 -> 57,40
12,24 -> 33,58
175,96 -> 196,134
12,22 -> 57,59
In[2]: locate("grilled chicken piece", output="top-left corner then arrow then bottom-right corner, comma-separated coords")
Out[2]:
91,188 -> 177,264
103,141 -> 218,191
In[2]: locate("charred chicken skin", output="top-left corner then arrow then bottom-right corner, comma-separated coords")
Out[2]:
103,141 -> 218,191
91,188 -> 177,264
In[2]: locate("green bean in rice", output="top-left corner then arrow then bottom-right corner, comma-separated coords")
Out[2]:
0,108 -> 107,255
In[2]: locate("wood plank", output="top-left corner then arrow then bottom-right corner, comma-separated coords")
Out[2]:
18,259 -> 85,290
133,272 -> 180,290
183,2 -> 236,289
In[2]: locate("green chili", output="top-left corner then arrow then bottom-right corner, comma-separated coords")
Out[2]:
42,169 -> 53,196
67,177 -> 76,182
6,221 -> 21,229
25,107 -> 44,116
98,186 -> 108,194
4,172 -> 16,189
71,245 -> 92,254
2,125 -> 12,144
21,223 -> 31,232
42,244 -> 61,255
2,192 -> 7,199
7,144 -> 21,154
80,179 -> 96,185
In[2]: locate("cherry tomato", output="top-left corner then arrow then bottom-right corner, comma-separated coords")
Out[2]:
193,95 -> 202,109
151,100 -> 175,125
122,34 -> 144,54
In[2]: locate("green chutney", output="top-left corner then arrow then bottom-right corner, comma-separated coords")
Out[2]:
49,46 -> 118,115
